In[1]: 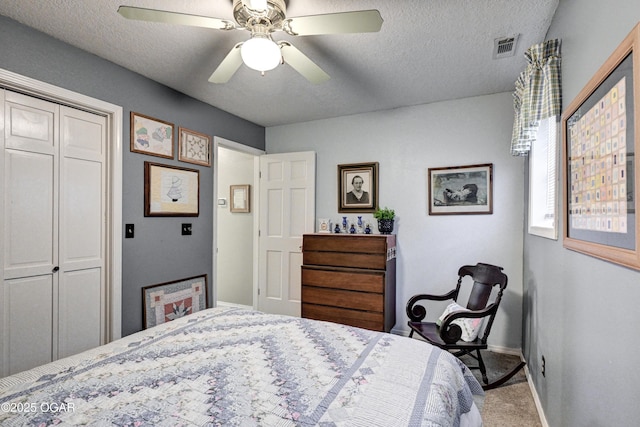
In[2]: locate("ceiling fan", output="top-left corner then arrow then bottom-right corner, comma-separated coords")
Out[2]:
118,0 -> 383,84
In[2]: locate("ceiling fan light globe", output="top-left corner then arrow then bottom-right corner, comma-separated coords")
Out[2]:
241,37 -> 281,72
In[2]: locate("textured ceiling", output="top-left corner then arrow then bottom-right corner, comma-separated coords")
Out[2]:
0,0 -> 559,127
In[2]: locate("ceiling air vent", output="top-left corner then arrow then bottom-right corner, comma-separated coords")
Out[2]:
493,34 -> 519,59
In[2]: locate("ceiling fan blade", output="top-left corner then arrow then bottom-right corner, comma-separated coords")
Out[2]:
280,43 -> 330,84
117,6 -> 237,30
209,43 -> 244,84
284,10 -> 383,36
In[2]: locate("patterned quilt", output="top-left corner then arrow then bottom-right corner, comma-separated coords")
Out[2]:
0,308 -> 483,426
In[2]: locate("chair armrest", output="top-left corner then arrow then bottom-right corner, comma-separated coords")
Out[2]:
439,303 -> 498,344
406,288 -> 458,322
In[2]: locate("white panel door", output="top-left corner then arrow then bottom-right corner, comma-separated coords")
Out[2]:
1,91 -> 58,376
58,106 -> 106,358
258,151 -> 315,316
0,91 -> 106,376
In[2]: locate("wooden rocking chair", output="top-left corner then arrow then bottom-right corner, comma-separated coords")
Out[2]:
406,262 -> 525,390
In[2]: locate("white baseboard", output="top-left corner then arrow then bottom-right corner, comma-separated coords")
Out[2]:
523,364 -> 550,427
489,347 -> 549,427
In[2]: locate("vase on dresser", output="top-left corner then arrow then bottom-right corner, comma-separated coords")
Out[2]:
377,219 -> 394,234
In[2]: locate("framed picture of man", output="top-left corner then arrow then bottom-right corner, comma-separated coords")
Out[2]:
338,162 -> 379,213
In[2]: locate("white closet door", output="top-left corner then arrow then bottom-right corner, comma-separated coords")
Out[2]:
57,106 -> 106,358
1,91 -> 59,376
0,92 -> 107,376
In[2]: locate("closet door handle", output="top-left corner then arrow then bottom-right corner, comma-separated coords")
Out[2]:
52,266 -> 59,273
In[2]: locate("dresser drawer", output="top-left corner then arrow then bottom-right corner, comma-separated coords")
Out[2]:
303,234 -> 391,255
302,266 -> 384,293
302,286 -> 383,312
303,251 -> 387,269
302,303 -> 384,331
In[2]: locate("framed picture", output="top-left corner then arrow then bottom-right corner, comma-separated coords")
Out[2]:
144,161 -> 199,217
230,184 -> 250,213
338,162 -> 379,213
428,163 -> 493,215
562,23 -> 640,270
178,127 -> 211,166
317,218 -> 331,233
130,112 -> 174,159
142,275 -> 208,329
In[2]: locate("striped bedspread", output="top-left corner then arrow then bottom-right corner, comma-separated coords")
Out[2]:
0,307 -> 483,426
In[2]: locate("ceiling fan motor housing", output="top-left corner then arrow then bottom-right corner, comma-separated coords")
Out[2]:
233,0 -> 287,29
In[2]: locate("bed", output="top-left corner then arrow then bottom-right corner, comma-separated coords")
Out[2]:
0,307 -> 483,426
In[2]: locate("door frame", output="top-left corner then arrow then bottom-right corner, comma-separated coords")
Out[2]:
212,136 -> 264,309
0,68 -> 123,341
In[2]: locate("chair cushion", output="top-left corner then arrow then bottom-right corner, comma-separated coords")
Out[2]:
436,302 -> 483,342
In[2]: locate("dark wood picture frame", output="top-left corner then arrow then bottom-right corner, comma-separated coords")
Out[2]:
338,162 -> 379,213
562,23 -> 640,270
130,111 -> 174,159
428,163 -> 493,215
142,275 -> 208,329
144,161 -> 200,217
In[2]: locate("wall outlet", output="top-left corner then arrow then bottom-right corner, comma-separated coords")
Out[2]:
542,355 -> 546,377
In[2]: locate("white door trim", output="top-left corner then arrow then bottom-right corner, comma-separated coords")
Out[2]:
212,136 -> 264,310
0,68 -> 123,341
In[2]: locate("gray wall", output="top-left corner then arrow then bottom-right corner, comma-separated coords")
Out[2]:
267,92 -> 525,350
524,1 -> 640,426
0,15 -> 264,336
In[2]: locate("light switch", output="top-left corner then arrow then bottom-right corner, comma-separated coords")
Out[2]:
125,224 -> 134,238
182,223 -> 192,236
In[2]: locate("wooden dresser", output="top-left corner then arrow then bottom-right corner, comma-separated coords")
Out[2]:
301,234 -> 396,332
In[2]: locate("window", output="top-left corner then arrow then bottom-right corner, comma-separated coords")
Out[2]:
528,116 -> 558,239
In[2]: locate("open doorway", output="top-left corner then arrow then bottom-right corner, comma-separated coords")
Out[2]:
213,138 -> 263,309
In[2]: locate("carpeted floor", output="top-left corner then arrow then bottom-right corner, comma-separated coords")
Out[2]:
459,351 -> 542,427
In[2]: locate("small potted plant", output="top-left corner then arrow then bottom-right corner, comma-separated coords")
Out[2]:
373,206 -> 395,234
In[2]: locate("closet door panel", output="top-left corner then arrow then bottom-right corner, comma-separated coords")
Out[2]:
61,157 -> 103,267
58,106 -> 106,357
58,268 -> 102,358
4,92 -> 56,154
2,276 -> 53,376
3,150 -> 56,279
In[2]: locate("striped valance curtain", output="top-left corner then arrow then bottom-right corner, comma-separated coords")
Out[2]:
511,39 -> 562,156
